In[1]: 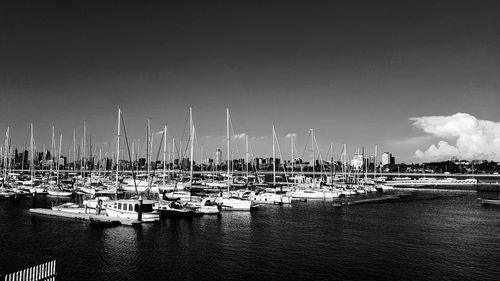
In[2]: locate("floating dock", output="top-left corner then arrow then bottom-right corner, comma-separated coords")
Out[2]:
29,208 -> 141,226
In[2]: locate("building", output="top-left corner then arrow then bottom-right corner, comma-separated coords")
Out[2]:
215,148 -> 222,166
382,152 -> 391,166
351,153 -> 364,170
381,152 -> 396,166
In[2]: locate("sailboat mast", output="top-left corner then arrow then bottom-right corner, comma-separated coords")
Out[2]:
83,121 -> 86,179
147,119 -> 150,182
50,124 -> 55,177
73,129 -> 76,172
342,143 -> 347,183
189,107 -> 194,188
30,123 -> 34,187
311,129 -> 315,185
363,147 -> 367,181
115,108 -> 121,200
200,145 -> 204,176
3,127 -> 9,184
172,138 -> 175,178
99,148 -> 102,177
245,134 -> 249,181
272,125 -> 276,186
374,145 -> 378,179
57,134 -> 62,186
226,108 -> 230,193
330,142 -> 334,185
163,125 -> 167,187
291,135 -> 294,183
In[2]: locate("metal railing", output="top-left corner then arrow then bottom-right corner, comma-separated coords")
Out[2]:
2,260 -> 56,281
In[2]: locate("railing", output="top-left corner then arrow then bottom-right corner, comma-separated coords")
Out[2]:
2,260 -> 56,281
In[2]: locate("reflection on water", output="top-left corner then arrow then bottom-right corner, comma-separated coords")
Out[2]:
1,190 -> 500,280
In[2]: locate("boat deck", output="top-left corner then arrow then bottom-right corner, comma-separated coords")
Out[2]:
29,208 -> 141,226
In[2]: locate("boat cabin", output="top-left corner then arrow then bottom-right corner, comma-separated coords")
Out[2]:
107,200 -> 155,213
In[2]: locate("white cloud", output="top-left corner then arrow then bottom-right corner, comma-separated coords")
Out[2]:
411,113 -> 500,161
233,133 -> 247,139
285,133 -> 297,139
251,136 -> 268,140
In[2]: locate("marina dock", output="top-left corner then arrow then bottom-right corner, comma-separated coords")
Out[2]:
29,208 -> 141,226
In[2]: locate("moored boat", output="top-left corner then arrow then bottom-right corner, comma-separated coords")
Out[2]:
47,188 -> 73,197
288,188 -> 341,200
216,196 -> 253,211
105,198 -> 160,222
155,199 -> 201,218
185,197 -> 221,215
481,198 -> 500,206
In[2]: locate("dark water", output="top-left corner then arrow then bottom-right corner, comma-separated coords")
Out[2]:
1,190 -> 499,280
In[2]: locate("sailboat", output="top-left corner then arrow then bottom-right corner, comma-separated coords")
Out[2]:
160,109 -> 194,202
251,125 -> 291,205
288,129 -> 340,200
215,108 -> 253,211
46,130 -> 72,197
155,108 -> 202,217
104,107 -> 160,222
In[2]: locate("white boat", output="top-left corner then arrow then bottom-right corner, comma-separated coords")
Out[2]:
481,198 -> 500,206
375,184 -> 394,191
47,188 -> 73,197
216,196 -> 253,211
202,181 -> 228,189
51,202 -> 87,214
288,189 -> 341,200
157,183 -> 178,194
185,198 -> 221,215
83,196 -> 111,210
385,177 -> 477,188
154,199 -> 200,217
216,108 -> 254,211
29,187 -> 48,194
121,181 -> 160,193
161,190 -> 192,202
241,190 -> 291,205
0,188 -> 15,198
105,198 -> 160,222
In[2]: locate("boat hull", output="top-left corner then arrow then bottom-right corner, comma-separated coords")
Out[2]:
482,199 -> 500,206
217,197 -> 252,211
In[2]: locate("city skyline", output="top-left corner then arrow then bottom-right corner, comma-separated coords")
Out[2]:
1,1 -> 499,162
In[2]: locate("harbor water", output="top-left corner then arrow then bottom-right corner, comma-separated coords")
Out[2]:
1,190 -> 499,280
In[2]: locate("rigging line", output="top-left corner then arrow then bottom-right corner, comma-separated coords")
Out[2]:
291,136 -> 301,173
248,137 -> 259,181
180,110 -> 190,158
228,113 -> 242,161
146,128 -> 164,197
300,129 -> 311,164
120,111 -> 139,196
274,128 -> 289,183
313,134 -> 326,175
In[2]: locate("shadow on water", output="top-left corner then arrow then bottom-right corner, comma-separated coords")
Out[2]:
349,191 -> 469,206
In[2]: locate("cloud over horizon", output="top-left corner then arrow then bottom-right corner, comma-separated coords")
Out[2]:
411,113 -> 500,161
233,133 -> 247,140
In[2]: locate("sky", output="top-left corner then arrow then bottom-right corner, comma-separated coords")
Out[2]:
1,0 -> 499,163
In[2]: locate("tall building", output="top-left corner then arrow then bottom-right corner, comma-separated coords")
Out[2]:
215,148 -> 222,165
381,152 -> 390,166
351,153 -> 364,170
